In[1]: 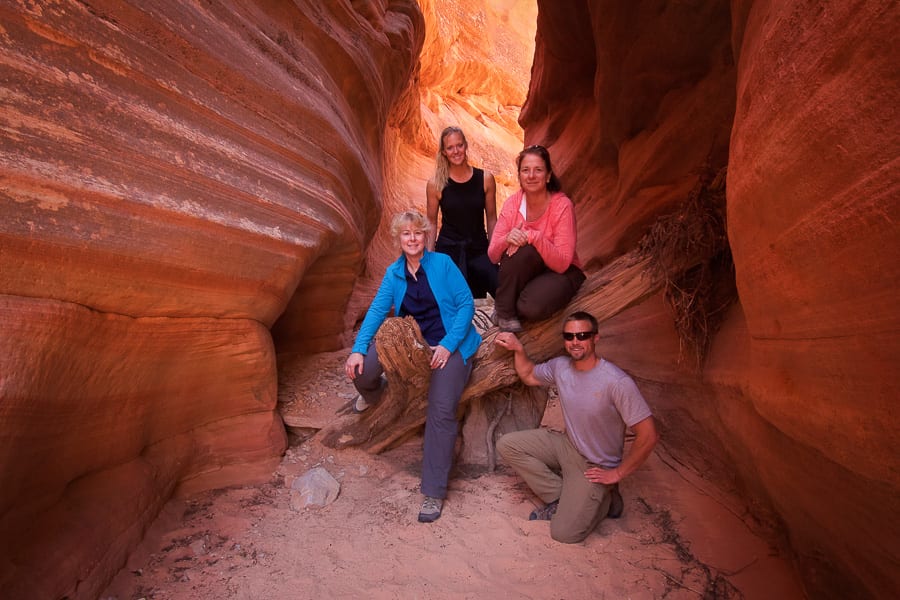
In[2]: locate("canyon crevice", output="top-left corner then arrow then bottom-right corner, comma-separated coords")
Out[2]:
0,1 -> 897,599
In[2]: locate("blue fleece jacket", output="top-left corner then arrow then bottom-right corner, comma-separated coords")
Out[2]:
351,250 -> 481,361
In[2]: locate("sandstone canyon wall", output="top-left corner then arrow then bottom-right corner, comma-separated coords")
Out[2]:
0,1 -> 424,598
1,1 -> 898,599
522,1 -> 898,599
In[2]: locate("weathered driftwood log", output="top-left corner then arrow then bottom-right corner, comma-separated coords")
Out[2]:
319,249 -> 662,453
459,385 -> 548,469
463,252 -> 659,401
319,316 -> 434,452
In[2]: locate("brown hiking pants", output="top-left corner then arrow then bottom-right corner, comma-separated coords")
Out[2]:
495,244 -> 585,321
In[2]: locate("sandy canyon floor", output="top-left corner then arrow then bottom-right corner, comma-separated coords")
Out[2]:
102,350 -> 805,600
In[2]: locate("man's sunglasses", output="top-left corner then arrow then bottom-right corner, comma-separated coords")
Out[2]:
562,331 -> 596,341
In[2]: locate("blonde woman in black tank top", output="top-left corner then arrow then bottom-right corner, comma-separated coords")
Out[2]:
426,126 -> 499,299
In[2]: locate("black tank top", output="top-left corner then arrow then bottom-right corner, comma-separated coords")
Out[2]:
438,167 -> 488,252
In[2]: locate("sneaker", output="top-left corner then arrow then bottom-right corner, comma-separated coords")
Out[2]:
498,317 -> 524,333
607,484 -> 624,519
528,499 -> 559,521
418,496 -> 443,523
351,394 -> 370,414
351,375 -> 387,414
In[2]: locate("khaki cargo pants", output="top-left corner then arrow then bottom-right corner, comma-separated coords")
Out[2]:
497,428 -> 613,543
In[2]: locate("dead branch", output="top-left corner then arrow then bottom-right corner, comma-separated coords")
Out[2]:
485,393 -> 512,471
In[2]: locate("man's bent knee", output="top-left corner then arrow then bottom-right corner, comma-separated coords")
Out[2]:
550,523 -> 590,544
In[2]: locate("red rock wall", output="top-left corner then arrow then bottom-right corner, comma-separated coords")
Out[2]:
0,1 -> 423,597
2,0 -> 897,598
523,1 -> 899,598
725,1 -> 899,595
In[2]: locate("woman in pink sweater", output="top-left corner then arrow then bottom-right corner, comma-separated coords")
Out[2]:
487,145 -> 586,332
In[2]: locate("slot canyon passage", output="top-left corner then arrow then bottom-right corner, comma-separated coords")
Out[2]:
0,0 -> 897,599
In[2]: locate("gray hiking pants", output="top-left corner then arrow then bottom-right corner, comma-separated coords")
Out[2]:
354,341 -> 472,499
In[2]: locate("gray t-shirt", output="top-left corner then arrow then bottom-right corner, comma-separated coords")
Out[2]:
533,357 -> 652,468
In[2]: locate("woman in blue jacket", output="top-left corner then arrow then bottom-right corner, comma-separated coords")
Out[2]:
345,209 -> 481,523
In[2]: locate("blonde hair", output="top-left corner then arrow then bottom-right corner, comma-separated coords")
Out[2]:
430,126 -> 468,190
390,210 -> 432,239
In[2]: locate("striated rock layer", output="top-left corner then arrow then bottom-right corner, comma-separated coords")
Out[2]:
0,1 -> 423,597
2,0 -> 898,598
523,1 -> 899,598
725,2 -> 899,595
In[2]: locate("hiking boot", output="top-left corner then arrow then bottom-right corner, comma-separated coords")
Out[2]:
607,484 -> 624,519
498,316 -> 524,333
529,499 -> 559,521
418,496 -> 443,523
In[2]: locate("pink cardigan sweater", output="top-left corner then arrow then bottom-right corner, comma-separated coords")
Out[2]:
488,190 -> 582,273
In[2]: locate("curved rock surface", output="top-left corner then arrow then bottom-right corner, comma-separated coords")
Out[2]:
522,1 -> 898,599
1,1 -> 424,597
725,2 -> 899,595
1,1 -> 897,599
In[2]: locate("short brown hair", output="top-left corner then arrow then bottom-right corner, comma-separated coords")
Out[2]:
564,311 -> 598,332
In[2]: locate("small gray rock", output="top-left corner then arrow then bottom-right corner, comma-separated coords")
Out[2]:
189,539 -> 206,556
289,466 -> 340,510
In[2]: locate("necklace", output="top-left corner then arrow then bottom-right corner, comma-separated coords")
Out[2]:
406,259 -> 420,280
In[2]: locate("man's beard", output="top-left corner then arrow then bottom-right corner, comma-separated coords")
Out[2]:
567,346 -> 586,360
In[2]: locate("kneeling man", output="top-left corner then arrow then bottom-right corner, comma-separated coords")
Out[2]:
494,311 -> 659,543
